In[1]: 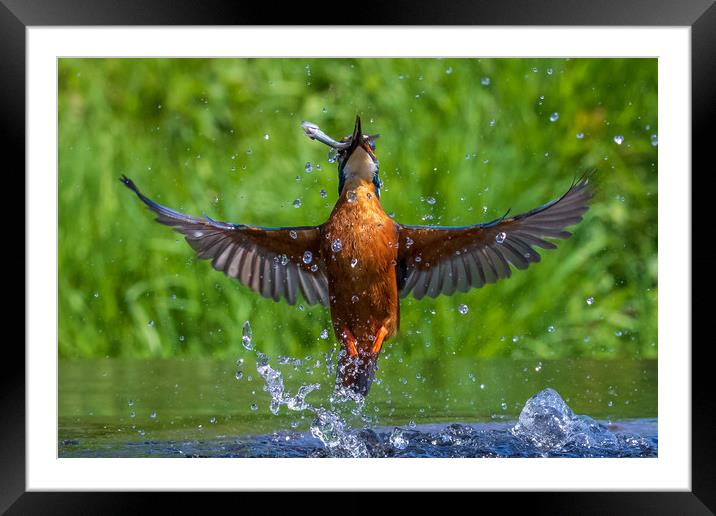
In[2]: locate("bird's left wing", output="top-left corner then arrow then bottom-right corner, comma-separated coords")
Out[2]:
397,173 -> 594,299
121,176 -> 328,306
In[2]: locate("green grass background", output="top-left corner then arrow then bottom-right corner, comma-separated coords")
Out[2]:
58,58 -> 657,361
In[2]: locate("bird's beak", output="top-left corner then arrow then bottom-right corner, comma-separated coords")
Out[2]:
341,115 -> 366,158
351,115 -> 362,143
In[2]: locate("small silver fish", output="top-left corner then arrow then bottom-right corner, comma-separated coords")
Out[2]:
301,121 -> 351,149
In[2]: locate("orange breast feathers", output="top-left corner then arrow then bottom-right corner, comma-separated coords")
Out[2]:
321,183 -> 400,350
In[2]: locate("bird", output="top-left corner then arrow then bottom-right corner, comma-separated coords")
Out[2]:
121,115 -> 593,397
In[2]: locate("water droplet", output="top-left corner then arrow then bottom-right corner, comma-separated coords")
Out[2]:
549,112 -> 559,122
534,362 -> 542,372
414,256 -> 422,263
546,68 -> 553,76
179,335 -> 185,342
445,66 -> 453,74
246,148 -> 253,155
586,296 -> 595,305
351,295 -> 359,303
331,239 -> 343,252
293,199 -> 302,208
458,304 -> 469,315
280,254 -> 289,266
250,403 -> 258,411
320,189 -> 327,198
303,251 -> 313,264
310,264 -> 319,272
93,291 -> 99,298
489,119 -> 496,127
210,416 -> 217,424
615,330 -> 623,337
242,320 -> 254,350
130,410 -> 136,418
576,132 -> 585,139
147,320 -> 154,327
495,232 -> 507,244
346,190 -> 357,203
327,149 -> 337,163
500,402 -> 508,411
650,134 -> 658,147
481,76 -> 490,86
350,257 -> 358,268
613,135 -> 624,145
320,329 -> 329,340
289,230 -> 297,240
263,133 -> 270,140
150,411 -> 157,419
405,236 -> 414,248
547,325 -> 556,333
127,400 -> 134,407
425,196 -> 436,205
235,371 -> 244,380
305,162 -> 313,173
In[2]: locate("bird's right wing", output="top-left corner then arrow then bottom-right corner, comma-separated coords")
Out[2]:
121,176 -> 328,306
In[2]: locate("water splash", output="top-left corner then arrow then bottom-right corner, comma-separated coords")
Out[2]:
510,388 -> 619,451
255,352 -> 320,415
238,327 -> 655,458
246,326 -> 372,457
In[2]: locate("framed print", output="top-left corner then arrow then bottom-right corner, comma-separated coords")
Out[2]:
6,0 -> 714,512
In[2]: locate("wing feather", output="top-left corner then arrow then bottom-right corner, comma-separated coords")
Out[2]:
398,172 -> 594,298
122,176 -> 328,306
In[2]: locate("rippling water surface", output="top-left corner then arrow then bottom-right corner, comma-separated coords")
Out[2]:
59,357 -> 657,458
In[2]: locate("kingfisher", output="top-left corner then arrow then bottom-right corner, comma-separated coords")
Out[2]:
121,116 -> 593,396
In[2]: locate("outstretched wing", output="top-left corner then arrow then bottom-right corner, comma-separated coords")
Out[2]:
397,172 -> 594,299
121,176 -> 328,306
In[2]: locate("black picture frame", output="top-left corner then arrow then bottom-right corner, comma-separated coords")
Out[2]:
5,0 -> 713,513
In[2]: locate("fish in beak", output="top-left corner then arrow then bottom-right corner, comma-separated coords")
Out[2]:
301,115 -> 376,156
301,120 -> 351,150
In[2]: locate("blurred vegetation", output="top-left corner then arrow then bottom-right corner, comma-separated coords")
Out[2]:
58,58 -> 657,361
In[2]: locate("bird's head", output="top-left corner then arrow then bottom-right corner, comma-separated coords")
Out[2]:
302,115 -> 381,198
